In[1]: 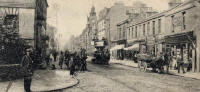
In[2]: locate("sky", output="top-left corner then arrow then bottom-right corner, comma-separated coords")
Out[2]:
47,0 -> 179,50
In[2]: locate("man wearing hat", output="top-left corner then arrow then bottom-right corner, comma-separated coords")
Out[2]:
21,49 -> 34,92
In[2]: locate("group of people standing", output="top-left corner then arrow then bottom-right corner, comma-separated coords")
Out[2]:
47,49 -> 88,77
163,52 -> 192,74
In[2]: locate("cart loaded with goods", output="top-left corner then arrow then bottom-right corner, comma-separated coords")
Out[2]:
136,54 -> 166,73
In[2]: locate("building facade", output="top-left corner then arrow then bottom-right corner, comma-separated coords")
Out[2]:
97,8 -> 109,41
164,0 -> 200,72
115,0 -> 200,72
112,1 -> 157,59
81,6 -> 98,54
0,0 -> 48,64
106,2 -> 132,48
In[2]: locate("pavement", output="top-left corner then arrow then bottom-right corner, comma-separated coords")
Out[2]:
109,58 -> 200,80
0,69 -> 78,92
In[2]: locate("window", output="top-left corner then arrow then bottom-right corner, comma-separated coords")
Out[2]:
152,21 -> 155,35
139,25 -> 141,37
132,26 -> 134,38
129,27 -> 132,38
182,12 -> 186,30
147,22 -> 150,35
119,28 -> 121,39
129,27 -> 131,38
143,24 -> 146,36
171,15 -> 174,32
158,19 -> 161,33
135,26 -> 137,38
123,26 -> 126,39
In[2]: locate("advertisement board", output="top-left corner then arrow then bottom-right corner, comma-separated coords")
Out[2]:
96,41 -> 104,46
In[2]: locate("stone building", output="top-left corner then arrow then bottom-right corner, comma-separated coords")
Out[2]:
115,0 -> 200,72
97,8 -> 109,40
111,1 -> 157,59
106,2 -> 132,48
0,0 -> 48,64
164,0 -> 200,72
85,6 -> 98,54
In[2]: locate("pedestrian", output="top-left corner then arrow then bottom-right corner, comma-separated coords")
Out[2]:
53,51 -> 57,62
59,51 -> 64,69
45,53 -> 50,67
70,54 -> 75,77
76,54 -> 81,71
52,51 -> 57,69
177,54 -> 185,73
50,53 -> 56,70
21,49 -> 34,92
105,49 -> 110,64
64,51 -> 70,69
164,52 -> 170,73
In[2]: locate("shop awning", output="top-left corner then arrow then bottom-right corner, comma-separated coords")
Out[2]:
124,44 -> 139,51
110,45 -> 124,51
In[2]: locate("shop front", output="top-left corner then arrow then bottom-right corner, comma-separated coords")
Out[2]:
124,43 -> 139,61
146,35 -> 165,56
164,31 -> 195,72
110,44 -> 125,60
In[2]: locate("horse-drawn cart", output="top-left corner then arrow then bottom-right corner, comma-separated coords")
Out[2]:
137,54 -> 166,73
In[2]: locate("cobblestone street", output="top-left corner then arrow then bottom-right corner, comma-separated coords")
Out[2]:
56,62 -> 200,92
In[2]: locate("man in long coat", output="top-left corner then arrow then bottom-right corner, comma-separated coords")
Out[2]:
21,49 -> 34,92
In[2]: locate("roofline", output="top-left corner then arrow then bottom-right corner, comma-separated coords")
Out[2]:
126,0 -> 196,27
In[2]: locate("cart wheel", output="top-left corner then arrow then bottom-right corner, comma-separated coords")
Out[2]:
143,62 -> 147,72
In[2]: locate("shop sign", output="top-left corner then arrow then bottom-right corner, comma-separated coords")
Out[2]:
165,32 -> 193,43
96,41 -> 104,46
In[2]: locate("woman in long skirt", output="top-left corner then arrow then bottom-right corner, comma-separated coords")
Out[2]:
69,57 -> 75,77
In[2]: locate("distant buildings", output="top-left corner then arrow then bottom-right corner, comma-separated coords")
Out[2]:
76,2 -> 135,52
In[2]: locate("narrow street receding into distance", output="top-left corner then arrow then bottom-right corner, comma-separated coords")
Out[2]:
54,61 -> 200,92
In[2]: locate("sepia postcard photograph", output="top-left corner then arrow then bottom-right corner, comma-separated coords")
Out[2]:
0,0 -> 200,92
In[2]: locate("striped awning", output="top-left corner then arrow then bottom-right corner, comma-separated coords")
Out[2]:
124,44 -> 139,51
